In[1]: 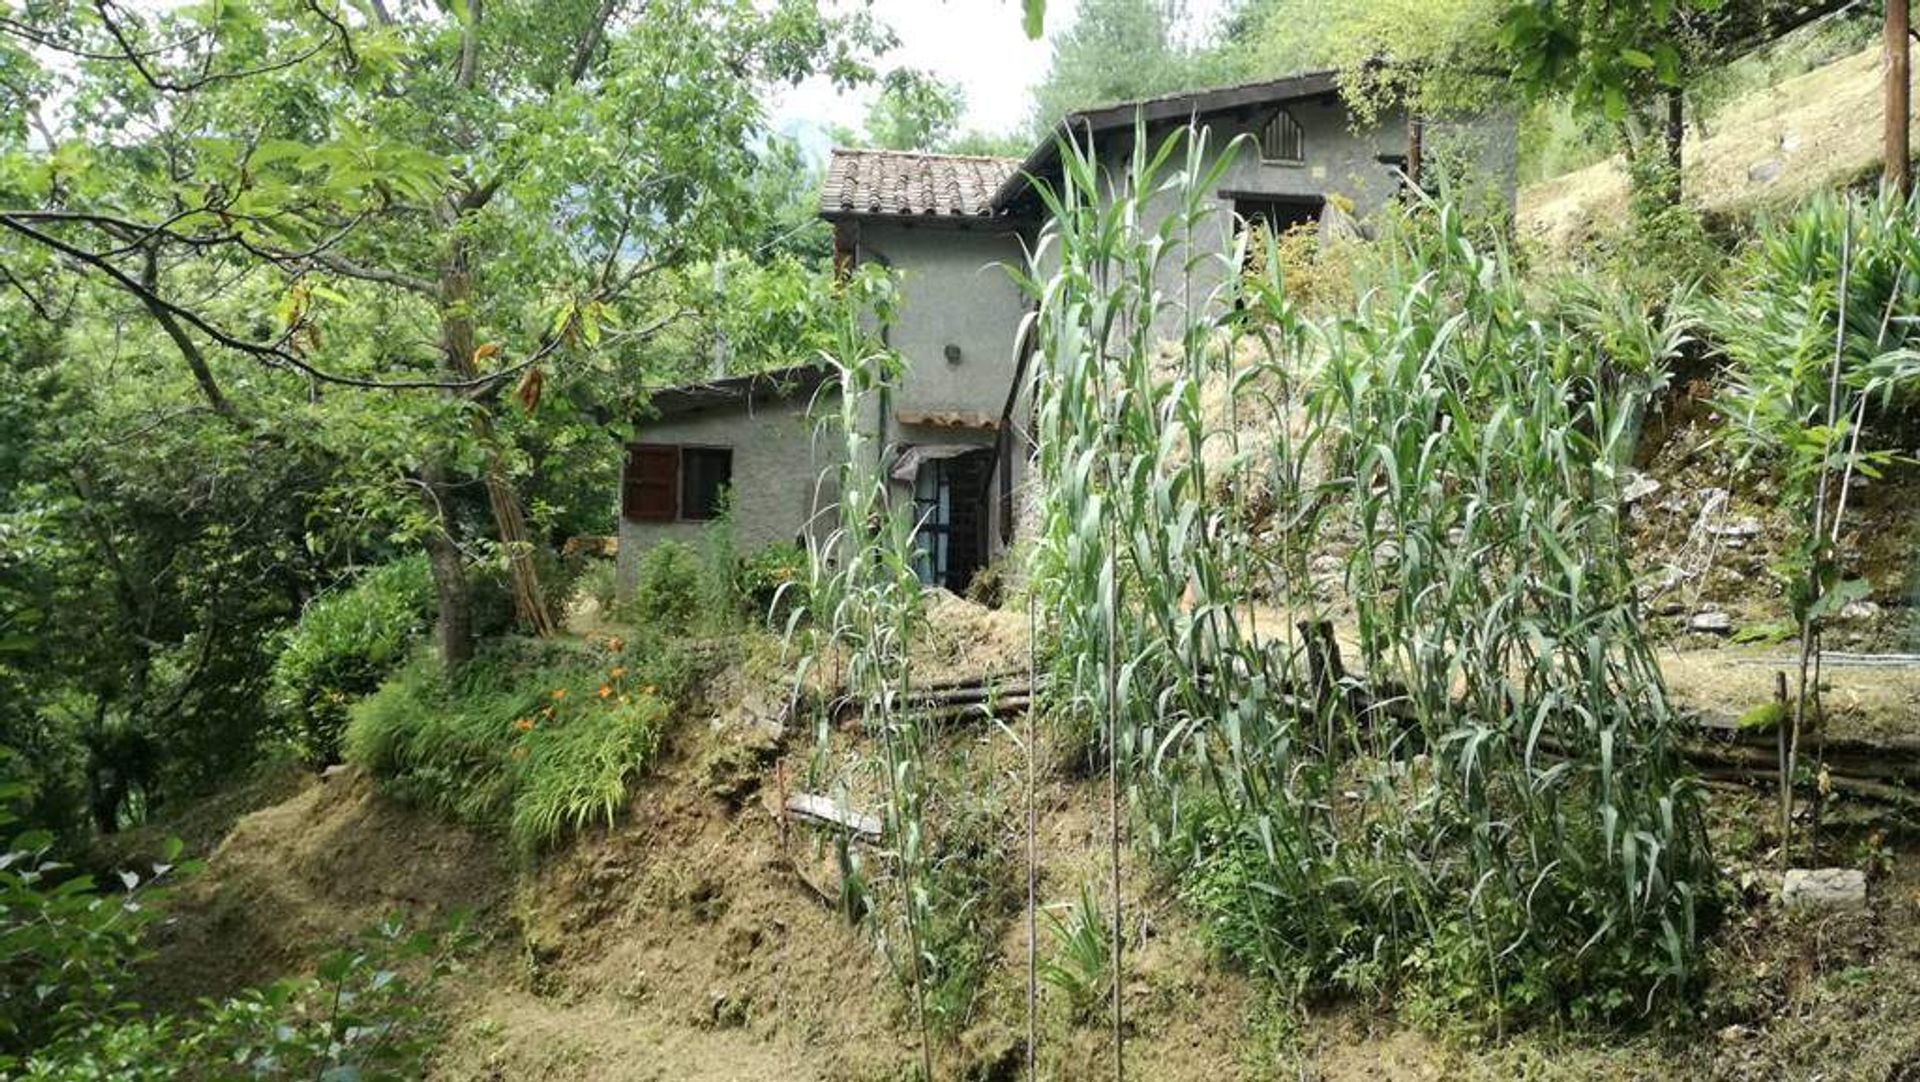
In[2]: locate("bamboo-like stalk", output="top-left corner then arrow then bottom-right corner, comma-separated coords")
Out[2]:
1785,206 -> 1852,862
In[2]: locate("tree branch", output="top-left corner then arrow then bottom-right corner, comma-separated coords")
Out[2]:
2,212 -> 543,392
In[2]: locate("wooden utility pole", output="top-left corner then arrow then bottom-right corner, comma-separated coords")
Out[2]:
1889,0 -> 1911,198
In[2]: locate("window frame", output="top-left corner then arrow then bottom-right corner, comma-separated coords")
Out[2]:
675,445 -> 734,523
1259,108 -> 1305,166
621,442 -> 734,524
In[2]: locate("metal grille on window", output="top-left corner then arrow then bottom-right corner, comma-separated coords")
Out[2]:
1261,109 -> 1303,163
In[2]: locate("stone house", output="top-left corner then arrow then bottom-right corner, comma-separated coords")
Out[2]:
615,70 -> 1515,595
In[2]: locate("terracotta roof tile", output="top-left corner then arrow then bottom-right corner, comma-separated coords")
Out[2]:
821,148 -> 1022,219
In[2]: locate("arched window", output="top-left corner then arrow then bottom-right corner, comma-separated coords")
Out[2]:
1260,109 -> 1304,164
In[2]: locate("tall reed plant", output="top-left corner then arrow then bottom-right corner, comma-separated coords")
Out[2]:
1019,122 -> 1714,1033
791,269 -> 939,1078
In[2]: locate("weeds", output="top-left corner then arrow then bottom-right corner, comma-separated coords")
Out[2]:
1039,884 -> 1110,1024
791,268 -> 941,1077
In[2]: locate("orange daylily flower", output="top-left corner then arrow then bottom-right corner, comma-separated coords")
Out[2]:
598,685 -> 613,699
550,688 -> 568,700
513,717 -> 534,733
642,684 -> 657,696
609,666 -> 627,679
608,637 -> 626,652
510,745 -> 529,760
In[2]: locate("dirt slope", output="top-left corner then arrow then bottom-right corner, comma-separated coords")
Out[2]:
139,766 -> 509,1009
1520,46 -> 1920,256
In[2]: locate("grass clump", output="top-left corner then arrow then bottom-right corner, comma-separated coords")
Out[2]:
345,634 -> 674,853
632,541 -> 702,632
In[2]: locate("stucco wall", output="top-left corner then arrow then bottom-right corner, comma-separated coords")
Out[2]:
855,224 -> 1029,418
853,222 -> 1032,553
615,389 -> 842,595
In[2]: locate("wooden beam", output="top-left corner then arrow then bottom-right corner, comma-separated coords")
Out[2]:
785,793 -> 883,840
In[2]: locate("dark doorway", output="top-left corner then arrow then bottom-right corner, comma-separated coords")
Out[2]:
910,447 -> 996,593
1231,193 -> 1324,235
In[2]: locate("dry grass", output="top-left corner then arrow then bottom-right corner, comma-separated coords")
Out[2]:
1520,47 -> 1920,257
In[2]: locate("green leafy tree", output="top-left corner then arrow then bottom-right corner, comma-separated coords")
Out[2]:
1028,0 -> 1228,135
1,0 -> 884,669
865,68 -> 966,151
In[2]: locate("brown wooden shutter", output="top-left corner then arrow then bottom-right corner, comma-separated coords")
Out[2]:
622,443 -> 678,522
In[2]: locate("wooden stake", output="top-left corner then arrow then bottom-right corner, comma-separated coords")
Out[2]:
1889,0 -> 1911,198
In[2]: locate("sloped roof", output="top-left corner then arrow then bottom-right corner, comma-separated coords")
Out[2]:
991,69 -> 1341,211
821,148 -> 1022,221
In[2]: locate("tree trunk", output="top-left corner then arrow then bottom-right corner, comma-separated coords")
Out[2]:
1664,85 -> 1684,206
439,233 -> 559,639
1406,112 -> 1424,191
419,465 -> 476,668
1889,0 -> 1912,199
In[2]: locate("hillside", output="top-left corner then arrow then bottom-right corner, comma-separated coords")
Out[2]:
1521,45 -> 1920,256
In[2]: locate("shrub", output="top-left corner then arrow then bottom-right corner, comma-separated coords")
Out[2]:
632,541 -> 701,632
269,557 -> 434,764
15,914 -> 469,1081
574,559 -> 619,613
0,779 -> 187,1061
738,541 -> 807,625
345,636 -> 673,852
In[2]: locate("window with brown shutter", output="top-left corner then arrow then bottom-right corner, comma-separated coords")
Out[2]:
622,443 -> 678,522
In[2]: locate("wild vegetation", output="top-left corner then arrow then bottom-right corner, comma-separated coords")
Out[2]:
7,0 -> 1920,1079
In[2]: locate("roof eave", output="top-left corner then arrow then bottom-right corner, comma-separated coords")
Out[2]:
818,208 -> 1036,228
988,69 -> 1343,212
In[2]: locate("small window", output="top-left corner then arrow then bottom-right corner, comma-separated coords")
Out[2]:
1260,109 -> 1304,164
622,444 -> 733,523
678,447 -> 733,521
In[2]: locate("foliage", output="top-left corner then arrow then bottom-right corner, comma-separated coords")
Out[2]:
345,636 -> 672,852
1709,190 -> 1920,851
0,776 -> 191,1062
789,269 -> 944,1070
1712,192 -> 1920,468
269,557 -> 435,765
1028,0 -> 1232,136
1019,123 -> 1714,1029
633,541 -> 704,634
0,0 -> 886,847
915,786 -> 1019,1037
865,69 -> 967,152
16,914 -> 471,1082
738,541 -> 809,625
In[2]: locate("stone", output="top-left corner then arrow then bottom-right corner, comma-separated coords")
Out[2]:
1748,158 -> 1785,184
1780,867 -> 1867,910
1709,518 -> 1762,539
1839,600 -> 1882,622
1689,611 -> 1733,635
1621,473 -> 1662,505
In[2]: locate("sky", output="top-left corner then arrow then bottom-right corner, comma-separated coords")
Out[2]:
768,0 -> 1081,150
